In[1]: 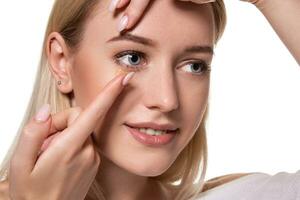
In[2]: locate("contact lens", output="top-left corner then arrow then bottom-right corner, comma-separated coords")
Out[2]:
115,68 -> 129,76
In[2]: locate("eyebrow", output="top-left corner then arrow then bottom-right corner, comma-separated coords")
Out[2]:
106,33 -> 214,54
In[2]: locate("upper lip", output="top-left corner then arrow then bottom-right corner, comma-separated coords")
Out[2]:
125,122 -> 179,131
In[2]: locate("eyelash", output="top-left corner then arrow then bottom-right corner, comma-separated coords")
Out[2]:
114,50 -> 147,72
113,50 -> 211,75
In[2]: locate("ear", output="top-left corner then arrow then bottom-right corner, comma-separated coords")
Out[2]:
46,32 -> 74,94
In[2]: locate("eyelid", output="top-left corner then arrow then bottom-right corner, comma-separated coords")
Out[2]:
113,50 -> 147,71
179,60 -> 211,76
180,59 -> 211,69
181,58 -> 209,64
114,50 -> 147,60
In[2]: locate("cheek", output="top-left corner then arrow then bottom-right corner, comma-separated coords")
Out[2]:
69,50 -> 119,108
179,74 -> 210,115
177,76 -> 209,144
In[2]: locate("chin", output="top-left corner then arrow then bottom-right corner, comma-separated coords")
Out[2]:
127,164 -> 169,177
118,153 -> 178,177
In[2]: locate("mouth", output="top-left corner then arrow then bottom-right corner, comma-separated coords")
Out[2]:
125,121 -> 179,132
124,124 -> 179,147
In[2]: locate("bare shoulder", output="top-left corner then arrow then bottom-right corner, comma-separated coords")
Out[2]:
202,173 -> 254,192
0,179 -> 10,200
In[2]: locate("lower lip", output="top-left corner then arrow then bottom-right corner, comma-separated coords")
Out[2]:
125,125 -> 178,146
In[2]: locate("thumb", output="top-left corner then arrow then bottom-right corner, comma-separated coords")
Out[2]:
13,104 -> 52,173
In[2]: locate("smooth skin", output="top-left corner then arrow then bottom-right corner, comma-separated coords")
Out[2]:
1,0 -> 299,200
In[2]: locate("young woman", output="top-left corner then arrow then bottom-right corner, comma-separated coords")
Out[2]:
0,1 -> 226,199
0,0 -> 299,200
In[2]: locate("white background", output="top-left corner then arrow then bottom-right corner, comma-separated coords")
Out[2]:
0,1 -> 299,181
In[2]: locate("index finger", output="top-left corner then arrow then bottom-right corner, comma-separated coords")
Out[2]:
59,71 -> 135,150
115,0 -> 151,32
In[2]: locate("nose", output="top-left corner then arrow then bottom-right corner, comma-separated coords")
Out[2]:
143,65 -> 179,113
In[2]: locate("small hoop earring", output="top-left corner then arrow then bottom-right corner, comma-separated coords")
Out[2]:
57,80 -> 62,85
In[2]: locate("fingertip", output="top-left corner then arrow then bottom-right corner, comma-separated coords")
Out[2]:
118,0 -> 151,32
122,72 -> 135,86
34,104 -> 51,123
109,0 -> 120,12
118,14 -> 129,32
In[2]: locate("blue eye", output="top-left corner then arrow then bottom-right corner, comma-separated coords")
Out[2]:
181,61 -> 211,75
114,50 -> 210,75
114,50 -> 146,71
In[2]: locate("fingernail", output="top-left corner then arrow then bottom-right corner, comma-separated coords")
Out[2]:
118,15 -> 128,32
109,0 -> 120,12
35,104 -> 51,123
122,72 -> 135,86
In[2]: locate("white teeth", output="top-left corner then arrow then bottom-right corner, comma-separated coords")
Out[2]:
138,128 -> 167,136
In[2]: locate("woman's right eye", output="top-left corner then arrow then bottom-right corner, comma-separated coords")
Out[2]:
114,50 -> 147,71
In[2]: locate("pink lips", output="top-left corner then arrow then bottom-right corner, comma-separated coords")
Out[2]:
125,121 -> 178,131
125,125 -> 178,146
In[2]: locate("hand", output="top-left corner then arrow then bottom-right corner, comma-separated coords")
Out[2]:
8,72 -> 135,200
241,0 -> 300,64
109,0 -> 216,32
240,0 -> 268,8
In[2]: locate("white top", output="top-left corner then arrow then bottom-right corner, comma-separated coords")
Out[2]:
197,170 -> 300,200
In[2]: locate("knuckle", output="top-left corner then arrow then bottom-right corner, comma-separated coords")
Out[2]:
19,126 -> 42,148
63,150 -> 77,165
22,125 -> 36,139
61,151 -> 74,165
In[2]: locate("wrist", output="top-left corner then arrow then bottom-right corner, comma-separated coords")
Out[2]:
252,0 -> 277,12
241,0 -> 271,11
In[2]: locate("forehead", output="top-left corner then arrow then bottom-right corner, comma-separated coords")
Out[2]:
83,0 -> 215,49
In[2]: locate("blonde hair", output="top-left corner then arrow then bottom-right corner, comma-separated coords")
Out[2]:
0,0 -> 226,199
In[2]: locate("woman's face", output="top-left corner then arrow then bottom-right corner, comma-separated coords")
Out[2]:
69,0 -> 214,176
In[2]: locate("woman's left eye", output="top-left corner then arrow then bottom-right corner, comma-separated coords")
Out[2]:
114,50 -> 146,71
181,61 -> 211,75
